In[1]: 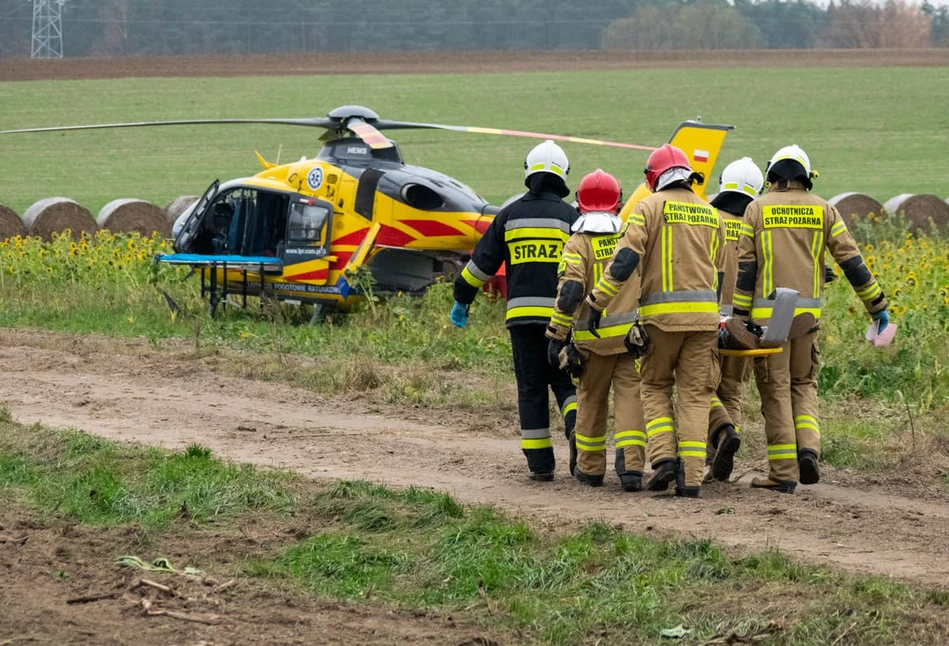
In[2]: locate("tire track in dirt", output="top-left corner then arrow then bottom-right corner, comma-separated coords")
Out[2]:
1,329 -> 948,587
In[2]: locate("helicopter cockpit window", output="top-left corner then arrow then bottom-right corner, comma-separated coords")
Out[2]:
287,202 -> 330,246
192,188 -> 288,257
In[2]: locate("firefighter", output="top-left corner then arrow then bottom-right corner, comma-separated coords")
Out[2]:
705,158 -> 764,482
451,140 -> 579,482
734,145 -> 888,493
585,144 -> 726,498
546,169 -> 645,491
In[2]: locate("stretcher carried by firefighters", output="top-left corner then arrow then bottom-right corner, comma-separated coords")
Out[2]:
718,287 -> 802,357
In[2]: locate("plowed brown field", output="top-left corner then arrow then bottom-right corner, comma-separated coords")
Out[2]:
2,49 -> 948,82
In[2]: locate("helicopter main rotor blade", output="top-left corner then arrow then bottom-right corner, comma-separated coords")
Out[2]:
345,117 -> 393,150
0,117 -> 337,136
373,120 -> 657,152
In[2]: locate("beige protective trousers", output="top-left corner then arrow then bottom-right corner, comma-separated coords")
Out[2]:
753,330 -> 820,483
707,355 -> 751,454
574,352 -> 646,477
640,326 -> 718,487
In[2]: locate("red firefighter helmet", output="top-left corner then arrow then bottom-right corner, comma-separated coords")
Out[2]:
577,168 -> 622,213
644,143 -> 694,192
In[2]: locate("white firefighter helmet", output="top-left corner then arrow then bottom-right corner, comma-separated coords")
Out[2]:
766,145 -> 811,178
524,140 -> 569,180
718,157 -> 764,198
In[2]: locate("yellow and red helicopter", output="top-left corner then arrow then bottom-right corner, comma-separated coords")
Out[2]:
1,106 -> 732,316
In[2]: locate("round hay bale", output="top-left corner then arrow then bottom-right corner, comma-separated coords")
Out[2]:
0,204 -> 26,241
22,197 -> 97,242
828,192 -> 885,227
97,199 -> 171,237
884,194 -> 949,234
163,195 -> 198,226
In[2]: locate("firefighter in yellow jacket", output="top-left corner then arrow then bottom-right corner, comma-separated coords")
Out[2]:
586,144 -> 726,497
734,145 -> 889,493
546,169 -> 646,491
705,158 -> 765,482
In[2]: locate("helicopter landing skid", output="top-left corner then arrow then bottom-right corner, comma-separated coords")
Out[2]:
198,259 -> 270,318
308,304 -> 324,326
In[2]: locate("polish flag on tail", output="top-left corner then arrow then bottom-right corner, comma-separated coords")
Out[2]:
694,149 -> 710,163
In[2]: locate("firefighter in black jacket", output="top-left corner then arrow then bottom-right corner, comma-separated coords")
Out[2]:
451,140 -> 579,481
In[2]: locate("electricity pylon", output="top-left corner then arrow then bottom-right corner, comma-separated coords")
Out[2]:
31,0 -> 65,59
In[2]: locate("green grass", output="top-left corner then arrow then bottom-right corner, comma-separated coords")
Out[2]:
821,417 -> 891,470
2,67 -> 949,469
2,415 -> 947,646
253,479 -> 948,645
3,67 -> 949,215
0,413 -> 297,532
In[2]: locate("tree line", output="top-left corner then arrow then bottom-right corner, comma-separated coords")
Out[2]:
1,0 -> 947,59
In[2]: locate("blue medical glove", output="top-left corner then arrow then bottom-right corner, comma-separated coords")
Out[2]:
450,301 -> 469,329
872,309 -> 889,333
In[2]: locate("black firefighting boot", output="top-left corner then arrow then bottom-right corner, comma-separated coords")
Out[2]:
710,424 -> 741,482
574,469 -> 604,487
675,459 -> 701,498
750,477 -> 796,494
524,448 -> 555,482
614,450 -> 643,492
798,449 -> 820,485
619,472 -> 643,492
646,458 -> 679,492
567,430 -> 578,478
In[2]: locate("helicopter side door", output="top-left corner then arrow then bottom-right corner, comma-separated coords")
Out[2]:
173,179 -> 219,253
279,196 -> 334,285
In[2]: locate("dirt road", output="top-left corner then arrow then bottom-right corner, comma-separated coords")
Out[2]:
1,328 -> 947,588
3,49 -> 949,82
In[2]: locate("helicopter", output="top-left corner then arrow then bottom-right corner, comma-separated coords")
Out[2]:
1,106 -> 733,317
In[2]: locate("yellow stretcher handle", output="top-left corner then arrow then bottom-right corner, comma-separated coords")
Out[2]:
718,347 -> 784,357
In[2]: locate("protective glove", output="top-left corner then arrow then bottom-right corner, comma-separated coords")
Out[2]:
824,266 -> 837,283
586,307 -> 603,338
562,342 -> 584,379
623,321 -> 651,359
450,301 -> 469,329
547,338 -> 567,368
872,309 -> 889,333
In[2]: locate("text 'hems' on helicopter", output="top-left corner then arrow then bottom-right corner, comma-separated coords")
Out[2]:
1,106 -> 733,318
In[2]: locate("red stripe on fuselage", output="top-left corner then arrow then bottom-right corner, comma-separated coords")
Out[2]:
376,225 -> 417,247
461,219 -> 492,235
332,228 -> 371,246
329,251 -> 354,270
285,269 -> 329,282
401,219 -> 463,237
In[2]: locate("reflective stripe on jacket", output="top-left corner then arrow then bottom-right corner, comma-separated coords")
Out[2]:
719,208 -> 742,312
734,182 -> 886,324
548,231 -> 640,355
589,187 -> 725,333
454,192 -> 578,327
